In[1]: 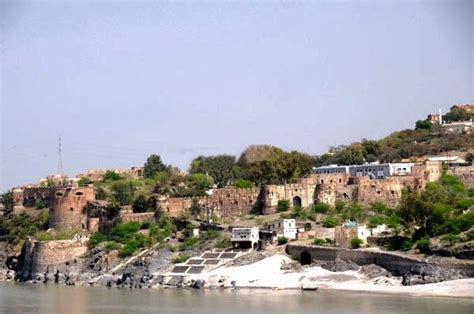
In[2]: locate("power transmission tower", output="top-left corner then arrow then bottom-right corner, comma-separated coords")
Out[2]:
57,136 -> 64,175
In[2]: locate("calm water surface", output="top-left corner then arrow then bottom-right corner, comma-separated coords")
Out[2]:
0,282 -> 473,313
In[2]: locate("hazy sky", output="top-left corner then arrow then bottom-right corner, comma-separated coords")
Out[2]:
1,0 -> 472,190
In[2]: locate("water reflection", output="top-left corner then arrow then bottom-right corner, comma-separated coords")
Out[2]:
0,283 -> 473,314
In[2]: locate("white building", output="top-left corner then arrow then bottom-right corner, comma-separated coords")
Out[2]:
313,163 -> 414,179
231,227 -> 259,250
267,219 -> 297,240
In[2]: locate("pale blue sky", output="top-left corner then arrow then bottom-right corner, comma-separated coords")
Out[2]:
1,0 -> 472,190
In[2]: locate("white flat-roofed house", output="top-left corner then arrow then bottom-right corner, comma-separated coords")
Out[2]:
267,219 -> 297,240
231,227 -> 260,250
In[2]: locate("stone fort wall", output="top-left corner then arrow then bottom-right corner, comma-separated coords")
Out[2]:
49,187 -> 95,230
162,171 -> 427,218
12,187 -> 52,207
163,187 -> 262,218
20,235 -> 89,275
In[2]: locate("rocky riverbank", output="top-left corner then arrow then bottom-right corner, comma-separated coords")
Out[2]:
1,244 -> 473,299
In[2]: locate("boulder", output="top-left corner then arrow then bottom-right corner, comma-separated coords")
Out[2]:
359,264 -> 391,279
321,258 -> 360,272
402,264 -> 465,286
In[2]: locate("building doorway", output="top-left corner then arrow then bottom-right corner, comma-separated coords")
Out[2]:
292,196 -> 302,208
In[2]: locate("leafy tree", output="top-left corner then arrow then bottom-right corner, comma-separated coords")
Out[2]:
190,198 -> 202,217
415,120 -> 433,130
234,179 -> 255,189
103,170 -> 124,181
322,216 -> 339,228
1,191 -> 14,216
334,145 -> 365,165
277,200 -> 290,212
78,176 -> 92,187
238,145 -> 313,185
443,108 -> 471,123
190,155 -> 237,187
350,238 -> 363,249
144,154 -> 168,178
188,173 -> 214,194
132,194 -> 148,213
112,181 -> 134,205
313,202 -> 330,214
106,203 -> 121,218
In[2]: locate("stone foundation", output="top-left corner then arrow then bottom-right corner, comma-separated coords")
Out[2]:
286,245 -> 474,276
19,235 -> 89,275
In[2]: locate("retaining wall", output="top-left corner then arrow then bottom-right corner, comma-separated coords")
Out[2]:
286,244 -> 474,276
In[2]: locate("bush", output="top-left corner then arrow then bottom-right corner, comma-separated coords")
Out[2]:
132,194 -> 148,213
179,236 -> 200,251
441,234 -> 460,246
416,237 -> 431,254
334,200 -> 346,212
312,203 -> 330,214
325,238 -> 334,245
106,203 -> 121,218
322,216 -> 338,228
466,229 -> 474,240
313,238 -> 326,246
350,238 -> 363,249
112,221 -> 141,242
104,241 -> 121,252
215,237 -> 232,249
141,221 -> 151,229
89,232 -> 107,248
234,179 -> 255,189
368,215 -> 386,229
172,255 -> 190,264
277,200 -> 290,212
400,239 -> 413,251
291,206 -> 309,220
277,237 -> 288,245
199,230 -> 220,242
119,243 -> 137,257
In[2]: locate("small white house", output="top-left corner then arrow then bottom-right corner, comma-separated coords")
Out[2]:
356,224 -> 371,243
267,219 -> 298,240
231,227 -> 260,250
371,224 -> 387,235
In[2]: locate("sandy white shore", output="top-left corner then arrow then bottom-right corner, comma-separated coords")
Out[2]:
198,255 -> 474,298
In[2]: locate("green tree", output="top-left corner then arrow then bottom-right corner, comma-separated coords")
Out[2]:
444,108 -> 471,123
188,173 -> 214,195
103,170 -> 124,181
1,191 -> 14,216
144,154 -> 168,178
415,120 -> 433,130
78,176 -> 92,187
190,198 -> 202,217
334,145 -> 365,165
190,155 -> 237,187
132,194 -> 148,213
234,179 -> 255,189
112,181 -> 134,205
277,200 -> 290,212
106,203 -> 121,218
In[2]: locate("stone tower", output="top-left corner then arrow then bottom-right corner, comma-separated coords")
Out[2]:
49,187 -> 95,230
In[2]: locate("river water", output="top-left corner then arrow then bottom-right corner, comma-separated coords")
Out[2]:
0,283 -> 473,313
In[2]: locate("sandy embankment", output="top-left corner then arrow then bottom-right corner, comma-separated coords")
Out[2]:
199,255 -> 474,298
